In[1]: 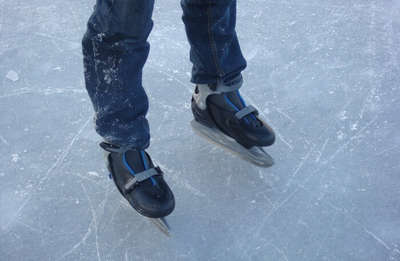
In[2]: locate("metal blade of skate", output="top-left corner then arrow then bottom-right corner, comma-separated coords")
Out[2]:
191,120 -> 274,167
150,217 -> 170,237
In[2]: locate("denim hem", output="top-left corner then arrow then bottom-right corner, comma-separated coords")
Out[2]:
191,73 -> 243,91
102,137 -> 150,151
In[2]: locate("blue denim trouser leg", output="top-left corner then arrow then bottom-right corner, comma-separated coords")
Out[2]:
181,0 -> 247,89
82,0 -> 247,149
82,0 -> 154,149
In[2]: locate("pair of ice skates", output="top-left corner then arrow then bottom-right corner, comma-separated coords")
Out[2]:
101,84 -> 275,235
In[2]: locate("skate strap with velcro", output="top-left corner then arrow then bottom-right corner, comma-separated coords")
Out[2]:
124,166 -> 163,191
234,105 -> 258,120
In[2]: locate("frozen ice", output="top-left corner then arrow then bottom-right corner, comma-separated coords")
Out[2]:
1,0 -> 400,261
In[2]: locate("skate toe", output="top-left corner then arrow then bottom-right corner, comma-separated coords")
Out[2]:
257,126 -> 275,146
127,177 -> 175,218
240,120 -> 275,147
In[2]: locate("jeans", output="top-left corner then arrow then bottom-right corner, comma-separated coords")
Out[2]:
82,0 -> 247,150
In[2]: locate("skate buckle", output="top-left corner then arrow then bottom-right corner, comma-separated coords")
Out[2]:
124,167 -> 163,192
234,105 -> 258,120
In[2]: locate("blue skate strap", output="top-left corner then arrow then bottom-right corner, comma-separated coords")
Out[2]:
235,105 -> 258,120
124,166 -> 163,191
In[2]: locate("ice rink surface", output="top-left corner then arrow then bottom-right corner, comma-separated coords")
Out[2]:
1,0 -> 400,260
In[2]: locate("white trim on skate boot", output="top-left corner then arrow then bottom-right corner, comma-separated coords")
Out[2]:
193,83 -> 242,110
191,120 -> 274,167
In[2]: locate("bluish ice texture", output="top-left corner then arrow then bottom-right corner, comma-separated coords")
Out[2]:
1,0 -> 399,260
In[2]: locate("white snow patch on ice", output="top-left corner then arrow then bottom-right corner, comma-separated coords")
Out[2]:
337,130 -> 345,141
11,154 -> 20,163
87,171 -> 100,177
351,123 -> 358,131
6,70 -> 19,82
338,110 -> 348,121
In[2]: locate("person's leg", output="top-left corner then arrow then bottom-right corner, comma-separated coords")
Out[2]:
82,0 -> 155,150
180,0 -> 247,89
82,1 -> 175,220
182,0 -> 275,166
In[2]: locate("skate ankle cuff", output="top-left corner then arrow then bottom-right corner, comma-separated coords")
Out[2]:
100,141 -> 138,153
202,76 -> 242,93
194,80 -> 242,110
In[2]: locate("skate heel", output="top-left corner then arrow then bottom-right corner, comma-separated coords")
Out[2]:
191,97 -> 216,128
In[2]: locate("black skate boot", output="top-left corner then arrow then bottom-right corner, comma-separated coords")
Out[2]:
191,83 -> 275,167
100,142 -> 175,234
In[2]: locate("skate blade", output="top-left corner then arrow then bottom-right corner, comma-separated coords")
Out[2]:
191,120 -> 274,167
150,217 -> 171,237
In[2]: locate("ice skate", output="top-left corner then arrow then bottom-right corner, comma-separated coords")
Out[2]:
100,142 -> 175,235
190,83 -> 275,167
